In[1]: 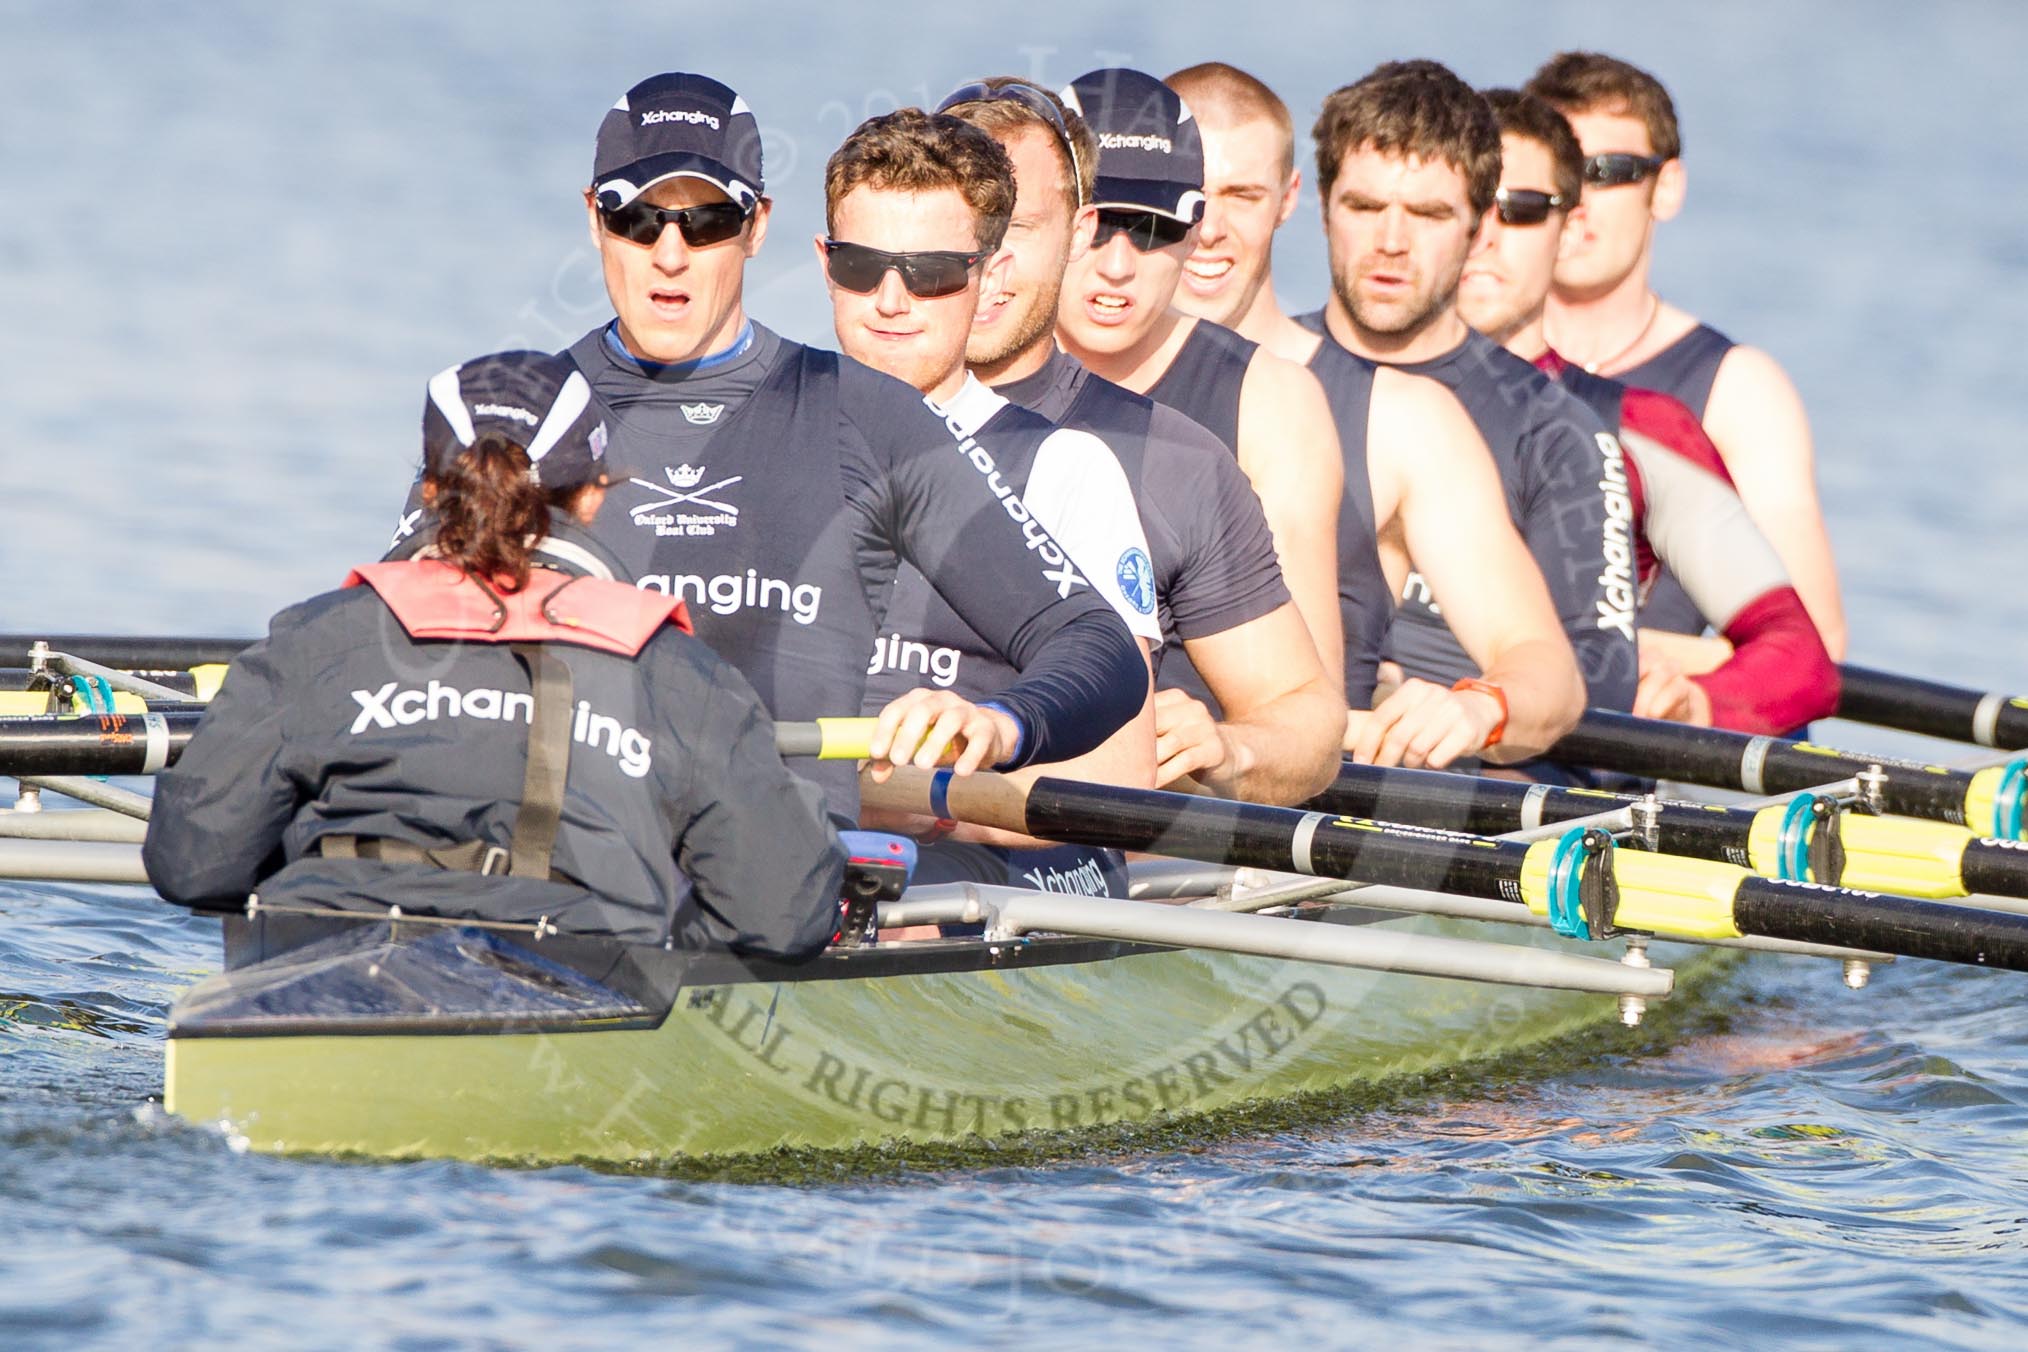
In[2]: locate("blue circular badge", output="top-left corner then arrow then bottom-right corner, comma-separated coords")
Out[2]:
1116,547 -> 1155,615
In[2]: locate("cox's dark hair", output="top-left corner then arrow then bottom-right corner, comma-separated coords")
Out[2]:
428,437 -> 582,591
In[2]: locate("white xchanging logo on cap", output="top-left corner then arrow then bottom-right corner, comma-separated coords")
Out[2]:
641,108 -> 721,130
1098,132 -> 1174,154
471,402 -> 539,427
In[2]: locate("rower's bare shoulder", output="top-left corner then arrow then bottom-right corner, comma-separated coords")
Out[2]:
1706,343 -> 1813,448
1241,344 -> 1331,413
1710,342 -> 1806,404
1248,313 -> 1319,366
1374,367 -> 1481,453
1238,348 -> 1340,467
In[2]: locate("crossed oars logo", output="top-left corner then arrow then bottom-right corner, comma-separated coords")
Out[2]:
628,464 -> 743,520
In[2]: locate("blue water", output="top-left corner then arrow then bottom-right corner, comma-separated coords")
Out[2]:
5,1 -> 2028,1346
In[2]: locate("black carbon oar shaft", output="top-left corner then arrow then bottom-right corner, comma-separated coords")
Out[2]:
1,636 -> 252,670
1839,665 -> 2028,751
870,766 -> 2028,974
1021,775 -> 1531,899
1732,877 -> 2028,969
1309,763 -> 1756,865
1552,711 -> 1979,824
1964,841 -> 2028,897
0,711 -> 204,775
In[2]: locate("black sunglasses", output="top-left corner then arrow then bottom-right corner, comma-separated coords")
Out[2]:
936,79 -> 1085,207
1494,187 -> 1567,226
1582,153 -> 1667,188
599,199 -> 750,248
823,239 -> 988,298
1091,207 -> 1193,252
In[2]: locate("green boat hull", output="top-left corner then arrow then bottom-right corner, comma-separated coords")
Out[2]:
165,913 -> 1700,1165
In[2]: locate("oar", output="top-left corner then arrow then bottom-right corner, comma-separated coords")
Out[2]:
1550,710 -> 2027,842
1,668 -> 202,695
0,635 -> 252,669
1308,761 -> 2028,902
861,764 -> 2028,973
1838,665 -> 2028,751
0,711 -> 883,777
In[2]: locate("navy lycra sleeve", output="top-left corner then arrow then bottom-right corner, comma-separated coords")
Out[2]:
142,620 -> 306,908
1522,401 -> 1640,712
838,369 -> 1144,769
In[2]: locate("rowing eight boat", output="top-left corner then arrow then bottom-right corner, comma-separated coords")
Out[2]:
162,898 -> 1703,1164
8,635 -> 2024,1166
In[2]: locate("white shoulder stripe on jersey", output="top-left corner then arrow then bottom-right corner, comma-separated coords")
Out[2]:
938,373 -> 1010,437
526,370 -> 592,465
1626,429 -> 1789,630
1026,427 -> 1164,645
427,365 -> 476,447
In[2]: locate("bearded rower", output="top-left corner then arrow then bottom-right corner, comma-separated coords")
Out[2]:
1459,88 -> 1837,735
1168,61 -> 1584,771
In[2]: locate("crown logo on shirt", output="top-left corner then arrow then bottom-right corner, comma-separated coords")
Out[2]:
669,464 -> 706,487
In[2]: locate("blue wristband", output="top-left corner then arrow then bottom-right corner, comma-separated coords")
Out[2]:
977,700 -> 1026,770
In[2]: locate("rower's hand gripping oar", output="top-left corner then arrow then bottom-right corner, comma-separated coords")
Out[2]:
863,763 -> 2028,974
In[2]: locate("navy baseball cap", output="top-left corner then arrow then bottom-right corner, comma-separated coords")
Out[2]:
423,351 -> 608,489
1062,68 -> 1205,223
592,72 -> 764,211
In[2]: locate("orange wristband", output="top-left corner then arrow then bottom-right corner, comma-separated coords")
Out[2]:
1451,677 -> 1509,748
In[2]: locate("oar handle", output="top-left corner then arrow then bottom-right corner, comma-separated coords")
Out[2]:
858,763 -> 1030,828
774,717 -> 878,760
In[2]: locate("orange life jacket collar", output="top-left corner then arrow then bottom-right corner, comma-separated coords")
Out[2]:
344,559 -> 691,657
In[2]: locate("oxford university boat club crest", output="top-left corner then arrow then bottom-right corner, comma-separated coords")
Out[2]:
628,463 -> 743,537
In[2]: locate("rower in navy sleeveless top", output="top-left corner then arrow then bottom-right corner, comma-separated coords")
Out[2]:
1052,69 -> 1348,718
1617,323 -> 1732,420
391,73 -> 1146,824
1295,61 -> 1637,785
150,351 -> 846,957
1167,60 -> 1586,772
1530,52 -> 1847,661
1301,315 -> 1637,716
1461,88 -> 1837,736
939,74 -> 1345,805
1141,316 -> 1253,455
